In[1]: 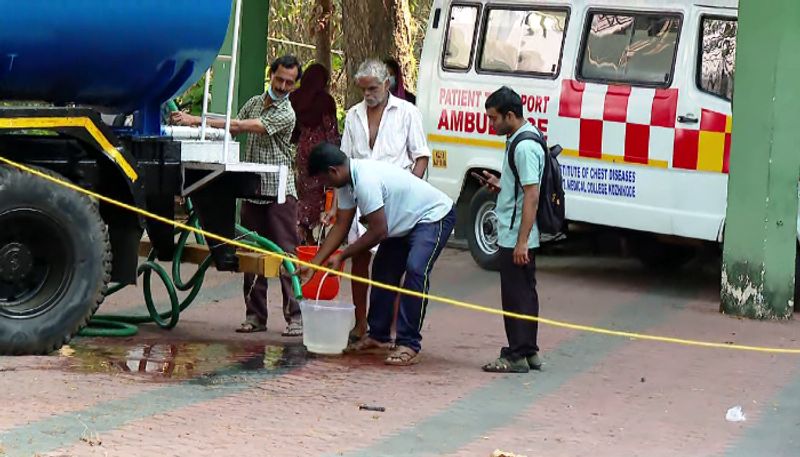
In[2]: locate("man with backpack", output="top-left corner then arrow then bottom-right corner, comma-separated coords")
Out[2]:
478,86 -> 553,373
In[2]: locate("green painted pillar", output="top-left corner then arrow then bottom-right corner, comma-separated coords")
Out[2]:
721,0 -> 800,319
210,0 -> 270,115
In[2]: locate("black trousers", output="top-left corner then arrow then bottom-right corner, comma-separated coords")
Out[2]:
499,248 -> 540,361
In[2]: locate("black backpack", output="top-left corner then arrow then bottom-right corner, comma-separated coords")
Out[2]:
507,129 -> 566,236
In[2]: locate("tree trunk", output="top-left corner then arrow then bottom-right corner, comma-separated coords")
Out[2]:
313,0 -> 334,71
341,0 -> 416,107
390,0 -> 417,94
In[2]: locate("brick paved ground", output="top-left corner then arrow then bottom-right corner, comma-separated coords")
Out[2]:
1,247 -> 799,457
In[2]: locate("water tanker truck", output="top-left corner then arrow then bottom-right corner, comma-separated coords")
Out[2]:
0,0 -> 285,354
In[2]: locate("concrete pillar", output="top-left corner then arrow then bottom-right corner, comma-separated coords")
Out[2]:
721,0 -> 800,319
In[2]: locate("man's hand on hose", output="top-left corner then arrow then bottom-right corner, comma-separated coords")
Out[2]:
320,209 -> 336,225
170,111 -> 199,126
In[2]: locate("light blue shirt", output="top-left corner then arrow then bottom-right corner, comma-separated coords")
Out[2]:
337,159 -> 454,238
496,122 -> 545,249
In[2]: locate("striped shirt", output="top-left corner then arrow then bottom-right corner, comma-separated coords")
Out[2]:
238,94 -> 297,201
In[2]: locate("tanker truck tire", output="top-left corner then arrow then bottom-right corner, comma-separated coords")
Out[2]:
0,166 -> 111,355
467,188 -> 502,271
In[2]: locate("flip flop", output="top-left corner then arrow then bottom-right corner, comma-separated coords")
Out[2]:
345,337 -> 394,355
384,346 -> 421,366
281,321 -> 303,337
527,353 -> 543,371
235,320 -> 266,333
482,357 -> 529,373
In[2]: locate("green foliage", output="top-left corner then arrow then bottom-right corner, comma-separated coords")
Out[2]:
175,73 -> 208,116
173,0 -> 431,124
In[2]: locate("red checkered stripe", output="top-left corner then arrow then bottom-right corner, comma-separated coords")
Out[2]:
674,108 -> 732,173
555,79 -> 731,173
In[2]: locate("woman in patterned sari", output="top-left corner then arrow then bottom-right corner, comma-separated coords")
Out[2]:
290,63 -> 340,244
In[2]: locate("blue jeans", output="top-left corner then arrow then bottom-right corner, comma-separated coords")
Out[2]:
368,208 -> 456,352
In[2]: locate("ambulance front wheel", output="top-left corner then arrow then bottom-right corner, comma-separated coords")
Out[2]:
467,188 -> 502,271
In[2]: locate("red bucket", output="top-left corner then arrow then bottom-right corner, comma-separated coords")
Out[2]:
296,245 -> 345,300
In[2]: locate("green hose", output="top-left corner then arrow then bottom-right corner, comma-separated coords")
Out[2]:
79,208 -> 303,338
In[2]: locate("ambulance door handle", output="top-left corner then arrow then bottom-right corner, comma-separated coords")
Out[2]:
678,114 -> 698,125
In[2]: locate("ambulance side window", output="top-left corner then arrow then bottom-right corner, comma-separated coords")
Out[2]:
698,17 -> 737,101
478,7 -> 569,77
442,4 -> 480,71
579,12 -> 682,86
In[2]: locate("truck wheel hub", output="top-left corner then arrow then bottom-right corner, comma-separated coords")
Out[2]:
0,242 -> 34,282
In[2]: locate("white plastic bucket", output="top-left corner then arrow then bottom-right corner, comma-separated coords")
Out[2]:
299,272 -> 355,355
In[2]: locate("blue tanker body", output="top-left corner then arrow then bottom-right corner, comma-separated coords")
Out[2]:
0,0 -> 271,356
0,0 -> 230,118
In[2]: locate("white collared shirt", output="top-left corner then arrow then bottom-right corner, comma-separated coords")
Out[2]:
340,93 -> 431,170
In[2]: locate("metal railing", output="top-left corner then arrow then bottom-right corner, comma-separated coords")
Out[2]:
199,0 -> 243,164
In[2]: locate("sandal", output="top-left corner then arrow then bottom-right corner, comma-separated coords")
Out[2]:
384,346 -> 421,366
235,319 -> 267,333
345,336 -> 394,355
282,320 -> 303,337
527,353 -> 543,371
482,357 -> 529,373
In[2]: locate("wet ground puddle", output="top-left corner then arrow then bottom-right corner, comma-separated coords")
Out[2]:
55,340 -> 308,381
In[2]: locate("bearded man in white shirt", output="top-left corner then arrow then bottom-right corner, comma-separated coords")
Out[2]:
326,59 -> 431,342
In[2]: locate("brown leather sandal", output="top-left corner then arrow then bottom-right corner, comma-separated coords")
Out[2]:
384,346 -> 421,366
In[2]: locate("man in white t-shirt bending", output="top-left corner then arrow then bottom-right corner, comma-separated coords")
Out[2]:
303,143 -> 454,366
331,59 -> 430,341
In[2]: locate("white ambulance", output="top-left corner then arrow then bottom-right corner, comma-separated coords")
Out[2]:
417,0 -> 753,270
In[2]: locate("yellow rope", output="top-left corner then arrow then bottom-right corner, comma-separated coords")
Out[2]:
2,155 -> 799,355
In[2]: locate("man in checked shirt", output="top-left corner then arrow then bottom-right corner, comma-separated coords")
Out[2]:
171,55 -> 304,337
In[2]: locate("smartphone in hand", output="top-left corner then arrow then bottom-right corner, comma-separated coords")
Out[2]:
471,171 -> 500,192
470,171 -> 488,185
